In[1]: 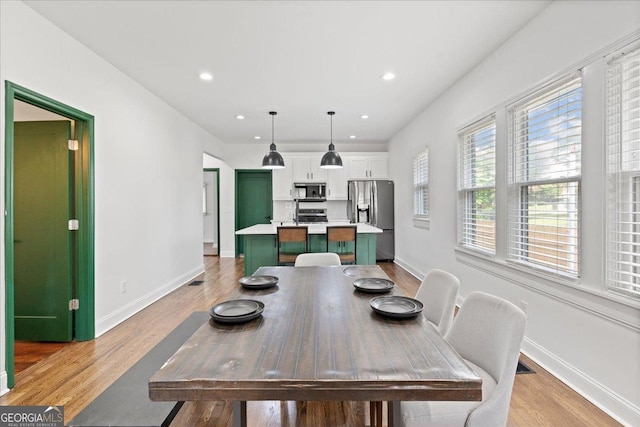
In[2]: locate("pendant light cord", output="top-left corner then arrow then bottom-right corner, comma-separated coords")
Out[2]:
328,111 -> 335,149
330,113 -> 333,144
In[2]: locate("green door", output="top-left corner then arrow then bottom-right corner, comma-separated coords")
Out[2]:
236,171 -> 273,255
14,121 -> 73,342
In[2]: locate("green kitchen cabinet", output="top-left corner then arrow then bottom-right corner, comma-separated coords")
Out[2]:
242,233 -> 377,276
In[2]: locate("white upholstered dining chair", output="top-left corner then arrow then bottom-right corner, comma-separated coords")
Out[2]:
371,269 -> 461,426
294,252 -> 342,267
400,291 -> 527,427
414,269 -> 460,335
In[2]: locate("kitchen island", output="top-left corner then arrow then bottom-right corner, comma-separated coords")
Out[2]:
235,223 -> 382,275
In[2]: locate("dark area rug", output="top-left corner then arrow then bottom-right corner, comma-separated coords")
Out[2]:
68,312 -> 209,427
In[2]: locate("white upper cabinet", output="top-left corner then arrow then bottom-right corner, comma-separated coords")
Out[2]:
292,155 -> 327,182
347,155 -> 388,179
369,157 -> 388,178
272,154 -> 293,200
272,153 -> 387,201
326,162 -> 349,200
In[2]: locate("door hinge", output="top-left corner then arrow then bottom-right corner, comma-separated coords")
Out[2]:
68,139 -> 79,151
68,219 -> 79,230
69,299 -> 80,310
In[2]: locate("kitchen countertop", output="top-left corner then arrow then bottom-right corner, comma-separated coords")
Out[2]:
235,222 -> 382,235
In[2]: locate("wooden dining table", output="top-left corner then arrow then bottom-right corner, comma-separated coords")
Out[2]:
148,265 -> 482,426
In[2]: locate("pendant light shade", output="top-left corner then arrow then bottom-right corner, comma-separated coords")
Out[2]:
320,111 -> 343,169
262,111 -> 285,169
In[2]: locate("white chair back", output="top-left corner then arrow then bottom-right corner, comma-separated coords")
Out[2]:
294,252 -> 342,267
445,292 -> 527,427
414,269 -> 460,335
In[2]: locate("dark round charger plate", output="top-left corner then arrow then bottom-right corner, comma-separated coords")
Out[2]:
343,267 -> 361,277
209,299 -> 265,324
369,296 -> 423,319
239,275 -> 279,289
353,277 -> 395,293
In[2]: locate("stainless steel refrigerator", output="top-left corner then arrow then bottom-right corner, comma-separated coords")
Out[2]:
347,180 -> 394,261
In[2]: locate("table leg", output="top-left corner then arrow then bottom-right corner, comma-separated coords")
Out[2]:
387,401 -> 401,427
369,401 -> 375,426
232,401 -> 247,427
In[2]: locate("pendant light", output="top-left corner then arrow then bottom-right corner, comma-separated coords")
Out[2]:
262,111 -> 285,169
320,111 -> 343,169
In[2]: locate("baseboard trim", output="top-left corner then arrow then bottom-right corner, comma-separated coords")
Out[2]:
219,250 -> 235,258
392,256 -> 424,281
521,339 -> 640,427
0,371 -> 8,396
95,264 -> 204,337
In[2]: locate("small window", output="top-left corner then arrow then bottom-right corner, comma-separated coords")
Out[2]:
413,148 -> 429,218
507,75 -> 582,278
606,44 -> 640,300
458,117 -> 496,254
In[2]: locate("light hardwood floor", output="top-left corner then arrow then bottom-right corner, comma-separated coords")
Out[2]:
1,257 -> 621,426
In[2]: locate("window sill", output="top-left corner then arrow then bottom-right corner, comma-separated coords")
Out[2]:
413,217 -> 430,230
455,247 -> 640,332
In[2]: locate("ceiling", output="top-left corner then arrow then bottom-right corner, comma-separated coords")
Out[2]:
24,1 -> 550,146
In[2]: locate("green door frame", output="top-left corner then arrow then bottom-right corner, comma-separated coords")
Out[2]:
203,168 -> 220,254
4,81 -> 95,388
234,169 -> 273,257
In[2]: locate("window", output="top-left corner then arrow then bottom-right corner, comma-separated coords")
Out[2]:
458,117 -> 496,253
606,45 -> 640,299
413,148 -> 429,218
507,75 -> 582,278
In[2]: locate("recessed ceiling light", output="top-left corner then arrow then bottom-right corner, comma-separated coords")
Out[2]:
360,115 -> 369,119
236,115 -> 245,120
254,136 -> 261,140
381,72 -> 395,81
350,135 -> 356,139
199,72 -> 213,81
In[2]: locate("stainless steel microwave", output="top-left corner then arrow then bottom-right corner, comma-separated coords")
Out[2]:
293,182 -> 326,201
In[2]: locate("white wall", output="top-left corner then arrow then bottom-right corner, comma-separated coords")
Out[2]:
388,2 -> 640,425
222,141 -> 388,167
0,1 -> 226,394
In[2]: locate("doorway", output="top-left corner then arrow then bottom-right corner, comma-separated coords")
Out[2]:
4,82 -> 95,388
235,170 -> 273,256
203,168 -> 220,256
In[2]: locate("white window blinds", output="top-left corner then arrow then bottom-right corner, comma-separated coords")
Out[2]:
458,118 -> 496,253
606,45 -> 640,299
414,149 -> 429,217
507,75 -> 582,278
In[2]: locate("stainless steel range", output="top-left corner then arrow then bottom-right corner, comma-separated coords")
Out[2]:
295,208 -> 327,223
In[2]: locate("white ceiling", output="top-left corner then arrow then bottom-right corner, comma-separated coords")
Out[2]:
23,0 -> 550,146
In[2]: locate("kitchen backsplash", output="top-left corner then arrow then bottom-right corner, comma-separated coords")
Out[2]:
273,200 -> 349,222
